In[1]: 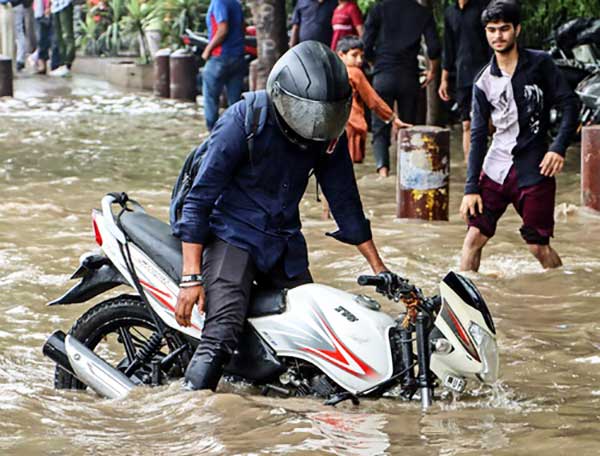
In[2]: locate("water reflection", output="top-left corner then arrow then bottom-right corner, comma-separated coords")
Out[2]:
1,81 -> 599,455
289,411 -> 390,454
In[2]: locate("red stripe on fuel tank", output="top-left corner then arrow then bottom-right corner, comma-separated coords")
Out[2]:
301,309 -> 378,379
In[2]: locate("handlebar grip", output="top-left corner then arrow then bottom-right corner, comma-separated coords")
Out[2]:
357,275 -> 383,286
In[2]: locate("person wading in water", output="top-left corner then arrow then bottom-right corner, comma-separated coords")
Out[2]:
459,1 -> 579,271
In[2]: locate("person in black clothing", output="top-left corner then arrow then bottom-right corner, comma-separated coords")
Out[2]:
289,0 -> 338,47
438,0 -> 490,162
363,0 -> 441,177
459,1 -> 579,271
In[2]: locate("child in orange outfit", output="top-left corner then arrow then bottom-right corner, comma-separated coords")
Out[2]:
337,36 -> 412,172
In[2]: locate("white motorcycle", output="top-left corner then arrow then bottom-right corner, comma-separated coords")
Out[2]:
43,193 -> 499,409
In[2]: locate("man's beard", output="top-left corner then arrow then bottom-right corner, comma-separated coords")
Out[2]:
495,39 -> 516,54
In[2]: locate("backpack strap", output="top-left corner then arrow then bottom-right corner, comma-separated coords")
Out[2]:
242,90 -> 269,166
247,107 -> 261,167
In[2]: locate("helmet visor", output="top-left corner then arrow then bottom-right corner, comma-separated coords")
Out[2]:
271,82 -> 352,142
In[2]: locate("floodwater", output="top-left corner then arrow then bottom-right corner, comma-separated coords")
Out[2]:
1,75 -> 599,455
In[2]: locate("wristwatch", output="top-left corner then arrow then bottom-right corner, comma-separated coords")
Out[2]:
180,274 -> 204,288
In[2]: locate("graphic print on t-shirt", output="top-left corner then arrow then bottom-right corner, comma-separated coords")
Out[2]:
523,84 -> 544,135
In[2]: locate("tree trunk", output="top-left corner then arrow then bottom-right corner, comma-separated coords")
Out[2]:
250,0 -> 288,90
426,63 -> 442,126
417,0 -> 442,126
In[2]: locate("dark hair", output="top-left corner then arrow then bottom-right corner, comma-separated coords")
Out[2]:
336,35 -> 363,53
481,1 -> 521,27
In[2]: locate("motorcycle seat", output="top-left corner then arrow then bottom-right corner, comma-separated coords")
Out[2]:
119,211 -> 288,318
248,288 -> 287,318
119,211 -> 183,283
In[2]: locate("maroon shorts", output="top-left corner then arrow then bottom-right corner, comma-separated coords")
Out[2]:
467,167 -> 556,245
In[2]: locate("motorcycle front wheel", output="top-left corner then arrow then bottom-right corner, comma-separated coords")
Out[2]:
54,294 -> 187,390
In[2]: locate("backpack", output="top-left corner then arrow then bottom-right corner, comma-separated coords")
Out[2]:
169,90 -> 269,228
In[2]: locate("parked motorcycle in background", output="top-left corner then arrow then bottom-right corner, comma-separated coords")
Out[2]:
548,18 -> 600,132
576,67 -> 600,128
42,193 -> 499,410
549,18 -> 599,85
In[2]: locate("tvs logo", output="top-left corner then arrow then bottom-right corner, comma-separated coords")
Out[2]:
335,306 -> 358,322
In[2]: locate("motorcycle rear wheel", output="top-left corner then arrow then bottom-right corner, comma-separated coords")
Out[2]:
54,294 -> 185,390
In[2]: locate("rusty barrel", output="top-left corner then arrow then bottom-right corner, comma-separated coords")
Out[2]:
169,49 -> 196,102
153,48 -> 171,98
0,56 -> 13,97
396,126 -> 450,220
582,125 -> 600,212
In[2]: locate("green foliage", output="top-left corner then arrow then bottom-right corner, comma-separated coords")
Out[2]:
121,0 -> 163,63
74,0 -> 600,58
163,0 -> 210,47
519,0 -> 600,47
99,0 -> 127,55
76,8 -> 101,56
356,0 -> 376,15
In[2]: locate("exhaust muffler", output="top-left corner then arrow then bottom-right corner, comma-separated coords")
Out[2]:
43,330 -> 135,399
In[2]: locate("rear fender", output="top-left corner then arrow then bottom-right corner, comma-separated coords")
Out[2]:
49,252 -> 130,305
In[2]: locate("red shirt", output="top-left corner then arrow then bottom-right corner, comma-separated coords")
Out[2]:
330,1 -> 363,51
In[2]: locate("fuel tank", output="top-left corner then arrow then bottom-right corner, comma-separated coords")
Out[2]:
249,284 -> 395,394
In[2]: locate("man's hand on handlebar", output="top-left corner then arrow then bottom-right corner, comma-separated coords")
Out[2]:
357,271 -> 409,300
357,272 -> 430,324
375,271 -> 403,299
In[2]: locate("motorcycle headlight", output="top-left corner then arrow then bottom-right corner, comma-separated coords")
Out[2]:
468,322 -> 499,384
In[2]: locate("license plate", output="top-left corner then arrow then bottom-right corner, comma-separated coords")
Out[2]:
444,375 -> 466,393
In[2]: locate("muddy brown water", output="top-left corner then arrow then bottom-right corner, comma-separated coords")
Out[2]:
1,76 -> 599,455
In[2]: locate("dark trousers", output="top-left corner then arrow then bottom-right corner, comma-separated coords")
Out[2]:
49,20 -> 62,70
52,3 -> 74,68
202,55 -> 247,130
35,16 -> 52,61
372,69 -> 419,171
185,238 -> 312,388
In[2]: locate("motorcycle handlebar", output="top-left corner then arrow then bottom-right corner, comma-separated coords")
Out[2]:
358,274 -> 440,315
357,275 -> 384,287
357,273 -> 423,301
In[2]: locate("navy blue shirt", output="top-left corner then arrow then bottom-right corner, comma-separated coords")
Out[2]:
292,0 -> 338,45
466,49 -> 580,194
173,96 -> 372,277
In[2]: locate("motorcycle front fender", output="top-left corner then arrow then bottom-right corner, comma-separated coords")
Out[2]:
48,252 -> 130,306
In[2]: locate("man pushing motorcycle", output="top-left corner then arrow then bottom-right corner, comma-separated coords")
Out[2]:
173,41 -> 397,391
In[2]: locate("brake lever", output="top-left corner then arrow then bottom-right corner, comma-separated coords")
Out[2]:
393,282 -> 421,301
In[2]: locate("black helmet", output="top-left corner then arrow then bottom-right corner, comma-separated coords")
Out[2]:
267,41 -> 352,145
